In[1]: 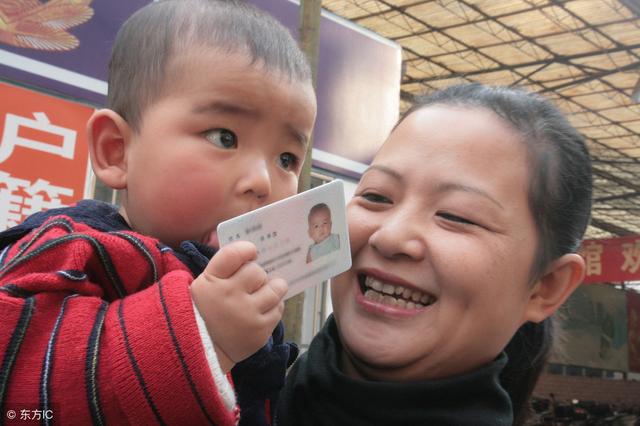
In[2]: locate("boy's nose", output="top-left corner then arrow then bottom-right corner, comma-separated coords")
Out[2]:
237,159 -> 271,201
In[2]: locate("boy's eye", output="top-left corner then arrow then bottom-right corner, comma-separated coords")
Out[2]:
437,212 -> 476,226
204,128 -> 237,149
279,152 -> 298,170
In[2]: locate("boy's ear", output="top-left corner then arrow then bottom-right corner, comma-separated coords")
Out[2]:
86,109 -> 132,190
523,253 -> 585,323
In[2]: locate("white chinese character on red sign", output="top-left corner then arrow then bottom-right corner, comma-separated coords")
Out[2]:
0,171 -> 73,230
622,240 -> 640,274
0,112 -> 76,163
0,172 -> 29,229
581,241 -> 604,276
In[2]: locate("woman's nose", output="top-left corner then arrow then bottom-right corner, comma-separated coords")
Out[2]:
368,211 -> 426,260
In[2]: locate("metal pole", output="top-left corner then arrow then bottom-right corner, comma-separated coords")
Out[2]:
283,0 -> 322,346
296,0 -> 321,193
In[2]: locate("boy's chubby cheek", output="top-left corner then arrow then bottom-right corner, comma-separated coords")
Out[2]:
276,180 -> 300,201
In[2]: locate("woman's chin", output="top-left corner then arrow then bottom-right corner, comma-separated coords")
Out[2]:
341,326 -> 414,370
341,341 -> 430,382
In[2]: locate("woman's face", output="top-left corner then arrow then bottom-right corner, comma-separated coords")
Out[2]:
331,105 -> 542,382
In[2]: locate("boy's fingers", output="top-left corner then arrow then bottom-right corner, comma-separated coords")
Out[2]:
205,241 -> 257,279
233,262 -> 268,293
269,278 -> 288,299
254,278 -> 288,313
260,299 -> 286,330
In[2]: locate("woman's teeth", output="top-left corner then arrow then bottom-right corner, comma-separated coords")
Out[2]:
363,275 -> 435,309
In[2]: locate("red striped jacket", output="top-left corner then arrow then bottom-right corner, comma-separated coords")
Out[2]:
0,215 -> 239,425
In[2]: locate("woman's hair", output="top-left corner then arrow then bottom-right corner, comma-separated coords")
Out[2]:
400,83 -> 593,424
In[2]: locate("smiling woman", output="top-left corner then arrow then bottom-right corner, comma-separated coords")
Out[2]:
276,83 -> 593,426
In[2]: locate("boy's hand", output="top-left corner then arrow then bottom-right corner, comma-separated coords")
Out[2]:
190,241 -> 287,371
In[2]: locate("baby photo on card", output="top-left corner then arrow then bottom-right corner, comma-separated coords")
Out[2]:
306,202 -> 341,263
217,179 -> 351,299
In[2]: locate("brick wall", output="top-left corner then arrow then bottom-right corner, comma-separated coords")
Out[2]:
534,373 -> 640,406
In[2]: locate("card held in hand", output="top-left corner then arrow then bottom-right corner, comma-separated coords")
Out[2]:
217,179 -> 351,299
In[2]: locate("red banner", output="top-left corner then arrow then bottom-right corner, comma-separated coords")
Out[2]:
580,236 -> 640,284
0,82 -> 94,231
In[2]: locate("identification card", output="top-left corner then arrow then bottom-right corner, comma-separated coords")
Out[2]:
217,179 -> 351,299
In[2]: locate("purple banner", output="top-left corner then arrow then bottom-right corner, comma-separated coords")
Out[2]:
0,0 -> 150,105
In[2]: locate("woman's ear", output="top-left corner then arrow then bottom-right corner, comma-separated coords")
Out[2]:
524,253 -> 586,323
86,109 -> 131,190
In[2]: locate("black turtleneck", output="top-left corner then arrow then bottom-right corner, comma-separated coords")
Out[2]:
276,315 -> 513,426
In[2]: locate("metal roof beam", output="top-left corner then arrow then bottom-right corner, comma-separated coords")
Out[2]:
541,61 -> 640,93
590,218 -> 635,236
594,168 -> 640,193
595,191 -> 640,202
404,43 -> 640,84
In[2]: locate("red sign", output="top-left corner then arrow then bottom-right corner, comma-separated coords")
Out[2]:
580,236 -> 640,283
0,82 -> 94,231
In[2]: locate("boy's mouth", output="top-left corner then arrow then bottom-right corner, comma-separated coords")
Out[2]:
358,273 -> 436,309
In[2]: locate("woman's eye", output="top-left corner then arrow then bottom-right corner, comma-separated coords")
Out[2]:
360,192 -> 392,204
278,153 -> 298,170
204,128 -> 237,149
438,212 -> 476,226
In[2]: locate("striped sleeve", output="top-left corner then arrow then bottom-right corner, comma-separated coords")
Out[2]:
0,216 -> 239,425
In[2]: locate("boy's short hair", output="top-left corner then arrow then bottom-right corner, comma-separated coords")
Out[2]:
108,0 -> 312,131
308,203 -> 331,221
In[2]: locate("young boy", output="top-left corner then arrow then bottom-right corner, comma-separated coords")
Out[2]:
0,1 -> 316,425
306,203 -> 340,263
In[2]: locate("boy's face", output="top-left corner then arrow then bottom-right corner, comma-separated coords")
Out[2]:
308,209 -> 332,244
120,50 -> 316,249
